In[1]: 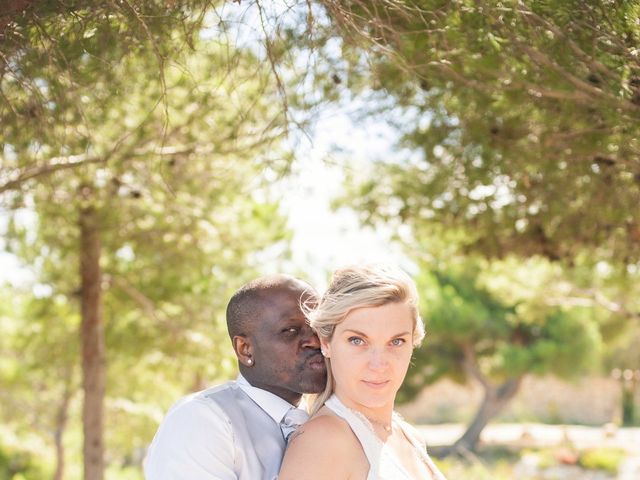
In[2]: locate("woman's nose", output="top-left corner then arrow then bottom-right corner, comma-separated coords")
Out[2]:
367,348 -> 389,370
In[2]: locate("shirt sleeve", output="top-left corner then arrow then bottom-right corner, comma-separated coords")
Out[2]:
144,395 -> 237,480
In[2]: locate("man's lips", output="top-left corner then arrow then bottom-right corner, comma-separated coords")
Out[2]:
306,352 -> 326,370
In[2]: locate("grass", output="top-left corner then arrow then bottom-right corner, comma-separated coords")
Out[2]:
432,445 -> 525,480
431,444 -> 628,479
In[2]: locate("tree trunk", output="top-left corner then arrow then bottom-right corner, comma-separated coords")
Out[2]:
449,377 -> 523,454
53,368 -> 73,480
79,203 -> 105,480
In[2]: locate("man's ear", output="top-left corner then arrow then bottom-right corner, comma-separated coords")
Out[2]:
233,335 -> 254,367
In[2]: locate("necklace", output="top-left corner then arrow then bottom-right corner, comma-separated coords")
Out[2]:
374,420 -> 392,432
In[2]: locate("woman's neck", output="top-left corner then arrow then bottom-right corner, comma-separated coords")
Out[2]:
332,391 -> 394,429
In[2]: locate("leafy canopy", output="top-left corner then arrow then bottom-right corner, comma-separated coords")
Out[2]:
321,0 -> 640,265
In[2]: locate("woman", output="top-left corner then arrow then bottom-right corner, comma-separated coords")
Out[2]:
279,265 -> 446,480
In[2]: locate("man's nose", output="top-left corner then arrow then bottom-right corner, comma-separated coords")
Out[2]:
300,324 -> 320,348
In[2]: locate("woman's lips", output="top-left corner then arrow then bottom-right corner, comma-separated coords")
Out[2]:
362,380 -> 390,389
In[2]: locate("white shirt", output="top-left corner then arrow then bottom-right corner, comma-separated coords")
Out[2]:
144,375 -> 298,480
236,375 -> 295,426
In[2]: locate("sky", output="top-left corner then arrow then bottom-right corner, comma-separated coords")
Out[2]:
0,211 -> 35,287
277,106 -> 413,289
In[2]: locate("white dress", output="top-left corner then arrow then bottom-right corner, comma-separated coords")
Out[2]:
325,395 -> 447,480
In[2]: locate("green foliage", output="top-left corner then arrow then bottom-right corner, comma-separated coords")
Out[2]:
1,1 -> 212,154
323,4 -> 640,400
434,445 -> 519,480
604,320 -> 640,371
1,2 -> 296,475
622,387 -> 637,426
430,445 -> 630,478
435,458 -> 513,480
0,413 -> 51,480
323,0 -> 640,266
400,256 -> 602,402
0,446 -> 46,480
579,447 -> 626,473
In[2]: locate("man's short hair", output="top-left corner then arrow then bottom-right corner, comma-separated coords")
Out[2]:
226,275 -> 301,339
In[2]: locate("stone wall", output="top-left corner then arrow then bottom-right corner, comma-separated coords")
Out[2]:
398,375 -> 637,426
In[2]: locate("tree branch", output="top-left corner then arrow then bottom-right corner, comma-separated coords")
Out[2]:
461,342 -> 492,391
255,0 -> 292,135
0,154 -> 105,193
110,275 -> 161,323
517,6 -> 621,83
518,43 -> 640,113
545,288 -> 640,321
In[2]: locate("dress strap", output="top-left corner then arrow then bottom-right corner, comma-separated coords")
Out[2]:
325,395 -> 381,479
395,421 -> 447,480
325,395 -> 448,480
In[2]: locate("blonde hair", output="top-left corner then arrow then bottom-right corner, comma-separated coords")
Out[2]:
305,264 -> 425,414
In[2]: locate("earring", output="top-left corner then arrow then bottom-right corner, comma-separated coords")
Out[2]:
321,349 -> 327,357
247,358 -> 253,365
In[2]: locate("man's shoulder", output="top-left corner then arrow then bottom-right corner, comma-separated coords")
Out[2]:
200,379 -> 242,397
145,382 -> 242,478
166,380 -> 241,418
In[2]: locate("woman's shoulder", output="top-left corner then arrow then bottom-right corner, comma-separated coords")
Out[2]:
279,408 -> 368,479
295,407 -> 360,447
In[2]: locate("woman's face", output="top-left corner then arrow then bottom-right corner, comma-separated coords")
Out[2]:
322,301 -> 414,413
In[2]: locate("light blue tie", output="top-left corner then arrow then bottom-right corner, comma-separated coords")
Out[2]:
280,407 -> 309,443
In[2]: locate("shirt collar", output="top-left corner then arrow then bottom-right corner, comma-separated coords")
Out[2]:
236,374 -> 296,424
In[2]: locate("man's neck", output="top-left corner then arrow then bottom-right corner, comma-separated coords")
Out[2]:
239,374 -> 302,406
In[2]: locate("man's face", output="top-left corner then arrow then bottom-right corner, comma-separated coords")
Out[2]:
244,282 -> 327,405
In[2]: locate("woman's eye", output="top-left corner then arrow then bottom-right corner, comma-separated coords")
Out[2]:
283,327 -> 299,335
348,337 -> 365,346
390,338 -> 406,346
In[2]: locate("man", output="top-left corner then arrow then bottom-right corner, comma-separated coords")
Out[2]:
144,275 -> 327,480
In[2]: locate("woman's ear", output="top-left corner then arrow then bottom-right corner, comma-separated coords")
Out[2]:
233,335 -> 254,367
320,338 -> 331,358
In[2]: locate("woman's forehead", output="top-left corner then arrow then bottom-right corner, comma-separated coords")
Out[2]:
337,302 -> 413,334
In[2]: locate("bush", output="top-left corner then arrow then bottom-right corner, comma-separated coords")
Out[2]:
435,457 -> 515,480
578,447 -> 626,473
0,446 -> 46,480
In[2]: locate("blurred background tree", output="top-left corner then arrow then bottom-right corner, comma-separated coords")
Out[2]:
321,0 -> 640,453
2,0 -> 640,477
324,0 -> 640,265
398,256 -> 604,453
328,1 -> 640,258
1,2 -> 293,479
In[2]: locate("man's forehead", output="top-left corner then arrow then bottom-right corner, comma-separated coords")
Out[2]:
261,276 -> 315,297
240,277 -> 315,329
257,284 -> 306,310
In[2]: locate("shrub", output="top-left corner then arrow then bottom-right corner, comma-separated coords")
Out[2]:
0,446 -> 46,480
578,447 -> 626,473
